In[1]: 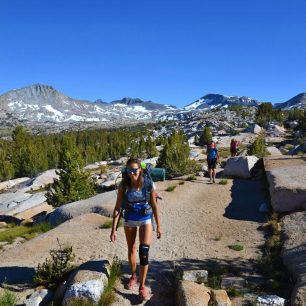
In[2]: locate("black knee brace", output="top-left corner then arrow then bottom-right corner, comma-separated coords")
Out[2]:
139,244 -> 150,266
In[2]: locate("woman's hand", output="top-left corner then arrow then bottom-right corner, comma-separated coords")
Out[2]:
110,229 -> 116,242
156,226 -> 162,239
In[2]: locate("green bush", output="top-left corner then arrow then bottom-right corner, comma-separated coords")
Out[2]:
219,178 -> 228,185
165,185 -> 177,192
99,257 -> 122,306
256,212 -> 293,295
34,239 -> 75,288
157,130 -> 199,178
100,219 -> 123,229
248,133 -> 268,158
0,289 -> 17,306
46,149 -> 95,207
198,126 -> 212,146
228,244 -> 244,251
297,151 -> 304,157
186,175 -> 196,181
99,165 -> 108,175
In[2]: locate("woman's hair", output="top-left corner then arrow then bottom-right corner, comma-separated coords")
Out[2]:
122,158 -> 143,190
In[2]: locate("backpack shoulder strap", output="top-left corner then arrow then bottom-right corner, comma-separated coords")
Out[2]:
143,175 -> 153,203
120,180 -> 128,209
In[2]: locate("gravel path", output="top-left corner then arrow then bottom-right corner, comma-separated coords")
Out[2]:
112,176 -> 267,305
0,176 -> 268,305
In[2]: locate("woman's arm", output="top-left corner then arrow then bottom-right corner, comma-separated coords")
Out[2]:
150,191 -> 162,239
110,187 -> 123,242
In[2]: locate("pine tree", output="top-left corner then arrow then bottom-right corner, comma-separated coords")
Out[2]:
12,126 -> 39,177
248,132 -> 267,158
146,136 -> 158,158
157,130 -> 197,177
199,126 -> 212,146
46,149 -> 95,207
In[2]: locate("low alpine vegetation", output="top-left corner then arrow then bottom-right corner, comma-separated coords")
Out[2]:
100,219 -> 123,229
219,178 -> 228,185
228,244 -> 244,251
34,239 -> 75,288
0,289 -> 17,306
99,257 -> 122,306
248,132 -> 268,158
157,130 -> 200,178
0,222 -> 52,244
186,175 -> 196,181
165,185 -> 177,192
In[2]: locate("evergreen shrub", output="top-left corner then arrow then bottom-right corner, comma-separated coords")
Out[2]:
157,130 -> 200,178
34,239 -> 75,288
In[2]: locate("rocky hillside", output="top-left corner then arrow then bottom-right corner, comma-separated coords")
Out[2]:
0,84 -> 176,124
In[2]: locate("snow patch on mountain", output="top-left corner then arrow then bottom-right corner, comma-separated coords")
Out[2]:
44,105 -> 64,117
132,105 -> 147,112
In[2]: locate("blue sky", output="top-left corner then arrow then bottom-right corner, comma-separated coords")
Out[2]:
1,0 -> 305,107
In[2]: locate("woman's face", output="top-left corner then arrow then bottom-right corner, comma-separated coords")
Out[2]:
127,162 -> 141,181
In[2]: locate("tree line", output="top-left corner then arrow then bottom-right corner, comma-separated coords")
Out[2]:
255,103 -> 306,129
0,126 -> 158,181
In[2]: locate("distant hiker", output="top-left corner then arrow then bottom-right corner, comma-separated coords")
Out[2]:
207,141 -> 220,183
110,158 -> 162,301
230,138 -> 240,157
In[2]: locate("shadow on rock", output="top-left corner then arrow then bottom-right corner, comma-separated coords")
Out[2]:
224,179 -> 267,222
0,266 -> 35,285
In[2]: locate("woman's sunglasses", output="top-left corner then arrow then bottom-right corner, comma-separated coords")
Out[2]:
127,168 -> 139,174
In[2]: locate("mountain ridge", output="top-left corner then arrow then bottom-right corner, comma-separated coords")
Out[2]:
0,84 -> 305,124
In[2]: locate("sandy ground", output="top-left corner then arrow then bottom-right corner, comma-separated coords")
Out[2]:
112,176 -> 267,305
0,175 -> 268,305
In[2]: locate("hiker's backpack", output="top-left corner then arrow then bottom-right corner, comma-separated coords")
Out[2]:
207,148 -> 218,160
117,162 -> 165,229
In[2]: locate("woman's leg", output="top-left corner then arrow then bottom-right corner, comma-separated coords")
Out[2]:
138,223 -> 152,288
124,226 -> 137,277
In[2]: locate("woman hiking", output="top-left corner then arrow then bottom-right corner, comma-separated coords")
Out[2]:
230,138 -> 240,157
110,158 -> 162,301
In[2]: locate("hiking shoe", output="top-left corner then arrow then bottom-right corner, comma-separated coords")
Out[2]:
213,179 -> 216,183
209,178 -> 212,183
125,276 -> 137,290
139,286 -> 150,301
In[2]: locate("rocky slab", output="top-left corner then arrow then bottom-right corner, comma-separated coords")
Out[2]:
223,156 -> 258,179
266,146 -> 282,156
176,280 -> 211,306
0,192 -> 46,216
0,177 -> 30,192
281,212 -> 306,306
47,190 -> 116,226
0,213 -> 119,285
264,156 -> 306,212
63,260 -> 109,305
19,169 -> 59,193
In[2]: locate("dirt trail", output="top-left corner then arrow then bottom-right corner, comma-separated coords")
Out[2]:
0,176 -> 268,305
112,176 -> 267,305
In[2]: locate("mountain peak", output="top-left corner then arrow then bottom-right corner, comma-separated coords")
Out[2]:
111,97 -> 148,105
184,93 -> 259,111
274,92 -> 306,110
